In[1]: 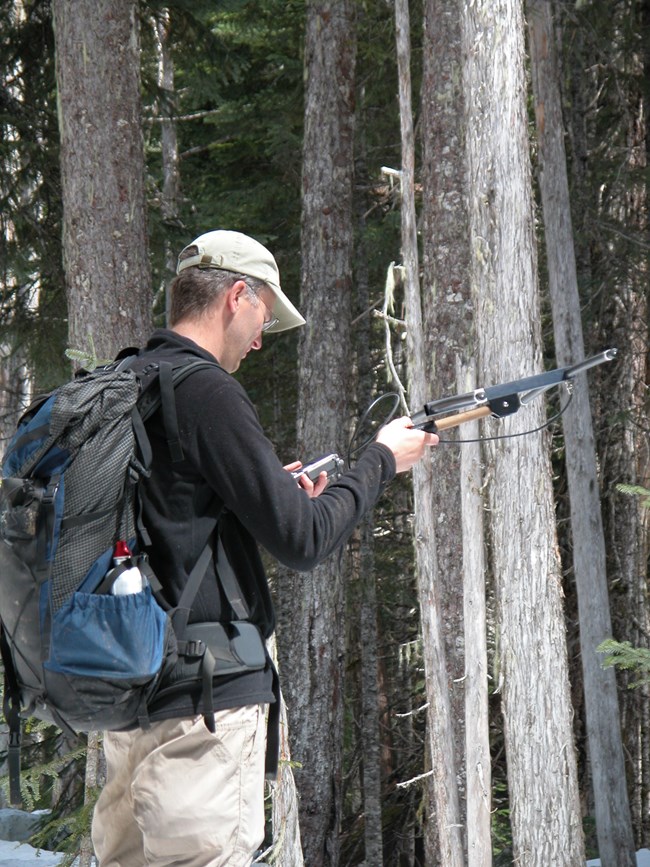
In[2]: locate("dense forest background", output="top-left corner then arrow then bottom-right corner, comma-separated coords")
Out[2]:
0,1 -> 648,866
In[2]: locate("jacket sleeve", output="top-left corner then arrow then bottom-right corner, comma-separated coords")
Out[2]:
180,371 -> 396,571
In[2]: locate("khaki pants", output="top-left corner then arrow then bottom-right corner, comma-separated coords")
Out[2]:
92,705 -> 267,867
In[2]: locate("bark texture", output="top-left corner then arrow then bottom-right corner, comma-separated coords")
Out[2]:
52,0 -> 151,358
563,1 -> 650,846
151,7 -> 181,321
420,0 -> 474,859
460,0 -> 584,862
396,1 -> 464,864
527,3 -> 636,863
275,3 -> 357,865
458,362 -> 491,867
267,637 -> 304,867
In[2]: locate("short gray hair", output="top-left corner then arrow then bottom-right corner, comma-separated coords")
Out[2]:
169,245 -> 268,326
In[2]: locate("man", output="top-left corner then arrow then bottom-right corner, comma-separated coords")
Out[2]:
91,229 -> 438,867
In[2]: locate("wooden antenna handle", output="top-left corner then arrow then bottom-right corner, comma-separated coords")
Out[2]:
434,405 -> 492,431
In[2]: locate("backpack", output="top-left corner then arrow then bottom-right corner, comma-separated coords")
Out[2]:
0,351 -> 271,805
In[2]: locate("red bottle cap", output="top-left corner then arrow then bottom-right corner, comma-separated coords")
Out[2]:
113,540 -> 131,559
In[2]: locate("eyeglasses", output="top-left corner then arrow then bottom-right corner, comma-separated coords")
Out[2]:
246,284 -> 279,332
259,297 -> 279,332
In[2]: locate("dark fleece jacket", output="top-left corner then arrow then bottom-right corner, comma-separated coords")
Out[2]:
141,329 -> 396,719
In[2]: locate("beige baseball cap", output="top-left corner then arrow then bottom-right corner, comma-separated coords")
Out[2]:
176,229 -> 305,333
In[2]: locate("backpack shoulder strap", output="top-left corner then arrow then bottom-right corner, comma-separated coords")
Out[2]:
170,530 -> 250,637
170,540 -> 214,637
215,534 -> 250,620
158,362 -> 184,462
135,357 -> 222,463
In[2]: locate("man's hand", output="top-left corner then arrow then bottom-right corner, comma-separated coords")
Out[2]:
283,461 -> 329,498
375,416 -> 439,473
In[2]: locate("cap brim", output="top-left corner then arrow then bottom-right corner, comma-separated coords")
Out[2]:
265,284 -> 306,333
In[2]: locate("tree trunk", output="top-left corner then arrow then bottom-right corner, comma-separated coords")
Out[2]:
0,350 -> 31,448
460,0 -> 585,863
395,1 -> 464,864
353,200 -> 384,867
458,361 -> 491,867
562,0 -> 650,846
151,7 -> 181,322
607,0 -> 650,847
275,3 -> 357,865
52,3 -> 151,858
52,0 -> 151,359
527,3 -> 636,863
266,637 -> 304,867
268,695 -> 304,867
358,520 -> 384,867
420,0 -> 474,857
153,8 -> 179,235
77,731 -> 102,867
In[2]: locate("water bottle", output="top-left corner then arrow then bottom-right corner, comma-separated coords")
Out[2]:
110,540 -> 146,595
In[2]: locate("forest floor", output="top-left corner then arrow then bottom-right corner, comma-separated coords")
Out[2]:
587,851 -> 650,867
0,837 -> 63,865
0,812 -> 645,867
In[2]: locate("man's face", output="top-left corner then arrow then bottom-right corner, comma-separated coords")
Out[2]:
223,283 -> 276,373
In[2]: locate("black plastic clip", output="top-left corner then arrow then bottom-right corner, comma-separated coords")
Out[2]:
488,394 -> 521,418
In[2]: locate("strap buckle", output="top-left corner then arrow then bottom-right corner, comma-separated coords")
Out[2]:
185,639 -> 205,658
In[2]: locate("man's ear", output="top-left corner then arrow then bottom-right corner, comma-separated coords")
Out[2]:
226,279 -> 248,314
